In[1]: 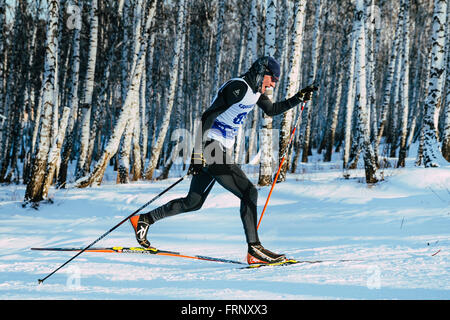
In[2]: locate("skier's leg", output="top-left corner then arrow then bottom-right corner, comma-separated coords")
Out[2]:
146,171 -> 215,222
207,163 -> 285,263
207,164 -> 259,244
130,171 -> 215,247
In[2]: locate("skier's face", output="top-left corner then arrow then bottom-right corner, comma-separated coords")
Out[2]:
261,74 -> 277,94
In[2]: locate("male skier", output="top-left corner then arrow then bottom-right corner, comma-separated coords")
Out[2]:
130,56 -> 317,264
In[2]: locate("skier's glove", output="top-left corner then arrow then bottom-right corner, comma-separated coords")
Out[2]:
296,85 -> 318,102
188,152 -> 206,176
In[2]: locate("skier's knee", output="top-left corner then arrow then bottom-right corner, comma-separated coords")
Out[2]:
248,185 -> 258,206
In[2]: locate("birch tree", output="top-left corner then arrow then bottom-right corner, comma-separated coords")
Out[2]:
75,0 -> 157,188
353,0 -> 378,183
144,0 -> 185,180
212,0 -> 225,95
24,0 -> 60,204
278,0 -> 306,182
343,19 -> 357,168
439,1 -> 450,161
57,1 -> 82,188
117,0 -> 145,184
421,0 -> 448,167
258,0 -> 277,186
397,0 -> 411,167
75,0 -> 98,180
0,0 -> 6,153
245,0 -> 259,164
376,11 -> 402,154
301,0 -> 323,163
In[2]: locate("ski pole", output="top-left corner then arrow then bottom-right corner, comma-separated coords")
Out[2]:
38,175 -> 186,284
257,101 -> 308,230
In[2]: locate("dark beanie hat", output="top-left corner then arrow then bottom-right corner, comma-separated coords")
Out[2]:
267,56 -> 280,79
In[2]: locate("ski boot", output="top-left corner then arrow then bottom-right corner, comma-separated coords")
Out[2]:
247,243 -> 286,264
130,214 -> 153,248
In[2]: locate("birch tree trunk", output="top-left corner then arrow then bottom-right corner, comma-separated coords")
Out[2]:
439,2 -> 450,161
375,13 -> 402,153
24,0 -> 60,204
75,0 -> 157,188
278,0 -> 305,182
144,0 -> 185,180
0,0 -> 5,153
421,0 -> 448,167
353,0 -> 378,183
57,1 -> 82,188
75,0 -> 98,180
343,30 -> 357,169
397,0 -> 411,167
258,0 -> 277,186
212,0 -> 225,95
245,0 -> 259,164
117,0 -> 145,184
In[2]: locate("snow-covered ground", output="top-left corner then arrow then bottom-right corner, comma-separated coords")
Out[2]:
0,151 -> 449,300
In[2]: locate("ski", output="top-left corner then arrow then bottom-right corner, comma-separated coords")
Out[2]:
31,246 -> 246,265
31,247 -> 349,269
242,259 -> 323,269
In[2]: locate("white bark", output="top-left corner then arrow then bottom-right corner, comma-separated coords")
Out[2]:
24,0 -> 60,203
301,0 -> 322,163
259,0 -> 277,186
117,0 -> 145,184
278,0 -> 306,181
246,0 -> 260,163
75,0 -> 98,179
440,2 -> 450,161
376,11 -> 403,151
397,0 -> 411,167
144,0 -> 185,180
75,0 -> 157,188
421,0 -> 448,167
354,0 -> 378,183
212,0 -> 225,94
343,32 -> 357,168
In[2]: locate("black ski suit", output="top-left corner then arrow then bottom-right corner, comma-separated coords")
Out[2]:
145,70 -> 303,244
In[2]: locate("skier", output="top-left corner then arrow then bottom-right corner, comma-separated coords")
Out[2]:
130,56 -> 317,264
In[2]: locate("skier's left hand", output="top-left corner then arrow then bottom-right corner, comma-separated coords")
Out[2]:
297,85 -> 318,102
188,152 -> 206,176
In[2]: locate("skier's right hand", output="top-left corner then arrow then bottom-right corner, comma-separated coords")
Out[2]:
296,85 -> 318,102
188,152 -> 206,176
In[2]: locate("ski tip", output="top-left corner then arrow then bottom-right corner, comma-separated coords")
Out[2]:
38,279 -> 44,285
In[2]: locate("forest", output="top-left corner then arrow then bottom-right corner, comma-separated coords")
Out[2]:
0,0 -> 448,206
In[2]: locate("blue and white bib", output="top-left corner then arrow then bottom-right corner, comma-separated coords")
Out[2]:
207,78 -> 261,149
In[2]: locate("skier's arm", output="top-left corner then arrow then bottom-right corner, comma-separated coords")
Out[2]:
257,94 -> 303,116
257,84 -> 318,116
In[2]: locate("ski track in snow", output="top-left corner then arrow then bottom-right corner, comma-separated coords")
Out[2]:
0,158 -> 449,299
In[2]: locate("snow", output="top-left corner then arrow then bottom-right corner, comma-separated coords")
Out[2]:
0,151 -> 449,300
